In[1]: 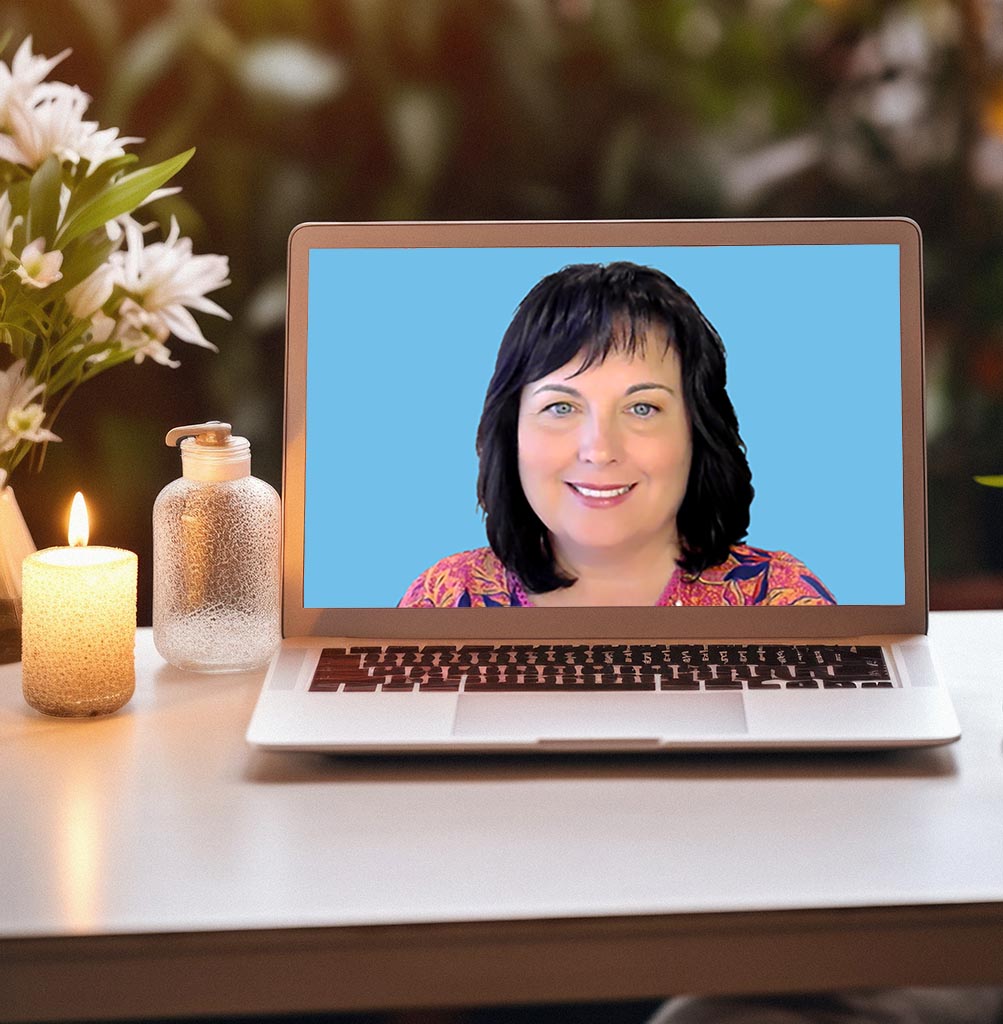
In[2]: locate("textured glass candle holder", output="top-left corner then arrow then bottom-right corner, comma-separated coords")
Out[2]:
21,546 -> 138,717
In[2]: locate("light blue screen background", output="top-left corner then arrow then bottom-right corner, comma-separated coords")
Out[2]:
304,244 -> 904,607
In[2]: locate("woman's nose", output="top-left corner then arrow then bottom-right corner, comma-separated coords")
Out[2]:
578,413 -> 623,464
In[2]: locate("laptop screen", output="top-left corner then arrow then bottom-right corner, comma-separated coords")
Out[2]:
284,220 -> 925,638
301,241 -> 904,610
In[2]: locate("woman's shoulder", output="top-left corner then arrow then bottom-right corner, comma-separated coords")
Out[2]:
679,544 -> 836,606
398,548 -> 517,608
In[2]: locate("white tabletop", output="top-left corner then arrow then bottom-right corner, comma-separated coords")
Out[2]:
2,612 -> 1002,1021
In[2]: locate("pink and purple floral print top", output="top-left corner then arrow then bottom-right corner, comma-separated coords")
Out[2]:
399,544 -> 835,608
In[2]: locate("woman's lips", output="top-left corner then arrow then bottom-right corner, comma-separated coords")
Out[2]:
565,482 -> 636,507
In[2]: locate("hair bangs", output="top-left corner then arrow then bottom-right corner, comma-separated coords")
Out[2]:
572,309 -> 676,378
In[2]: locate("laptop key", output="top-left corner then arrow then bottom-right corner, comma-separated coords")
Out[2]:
382,677 -> 416,691
824,664 -> 890,682
660,678 -> 700,691
746,677 -> 783,690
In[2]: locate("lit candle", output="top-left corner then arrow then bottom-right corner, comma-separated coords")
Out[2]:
21,492 -> 137,717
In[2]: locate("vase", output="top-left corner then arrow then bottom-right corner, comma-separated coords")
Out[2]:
0,486 -> 37,664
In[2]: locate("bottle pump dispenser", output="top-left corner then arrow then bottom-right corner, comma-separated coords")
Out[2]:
153,422 -> 280,672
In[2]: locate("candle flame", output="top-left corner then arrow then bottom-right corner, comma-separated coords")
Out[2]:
68,492 -> 89,547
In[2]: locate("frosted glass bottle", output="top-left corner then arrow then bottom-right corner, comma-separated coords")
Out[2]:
153,422 -> 281,673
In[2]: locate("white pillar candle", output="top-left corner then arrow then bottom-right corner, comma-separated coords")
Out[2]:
21,493 -> 137,717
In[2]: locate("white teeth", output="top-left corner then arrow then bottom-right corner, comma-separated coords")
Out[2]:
572,484 -> 632,498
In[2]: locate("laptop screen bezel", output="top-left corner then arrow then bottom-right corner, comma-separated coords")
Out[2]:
283,218 -> 926,640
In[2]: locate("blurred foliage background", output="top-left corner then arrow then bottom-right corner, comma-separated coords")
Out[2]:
5,0 -> 1003,623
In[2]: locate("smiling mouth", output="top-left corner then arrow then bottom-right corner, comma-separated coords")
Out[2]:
567,483 -> 636,499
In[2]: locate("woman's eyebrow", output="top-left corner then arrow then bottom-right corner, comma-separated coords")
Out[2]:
531,383 -> 581,397
531,381 -> 676,397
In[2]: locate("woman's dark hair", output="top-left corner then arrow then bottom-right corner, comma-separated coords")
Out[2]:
475,261 -> 754,594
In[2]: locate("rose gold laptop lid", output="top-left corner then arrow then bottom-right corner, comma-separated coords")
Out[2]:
281,218 -> 926,642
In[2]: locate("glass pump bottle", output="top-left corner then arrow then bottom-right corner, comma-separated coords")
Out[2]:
153,422 -> 280,672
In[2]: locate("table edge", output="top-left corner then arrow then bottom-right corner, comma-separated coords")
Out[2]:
3,902 -> 1003,1022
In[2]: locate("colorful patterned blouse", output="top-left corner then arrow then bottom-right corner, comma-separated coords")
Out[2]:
399,545 -> 836,607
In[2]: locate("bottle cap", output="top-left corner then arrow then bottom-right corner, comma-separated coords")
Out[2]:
166,421 -> 251,482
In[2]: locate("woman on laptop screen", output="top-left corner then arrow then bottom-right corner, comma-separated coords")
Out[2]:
400,262 -> 835,608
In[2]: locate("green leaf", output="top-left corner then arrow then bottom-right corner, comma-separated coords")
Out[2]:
4,176 -> 30,218
41,316 -> 96,380
973,475 -> 1003,487
26,155 -> 64,247
25,332 -> 45,377
63,154 -> 140,218
54,147 -> 195,247
79,345 -> 139,384
44,343 -> 103,395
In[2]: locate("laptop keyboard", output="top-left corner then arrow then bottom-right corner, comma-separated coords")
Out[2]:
308,643 -> 893,692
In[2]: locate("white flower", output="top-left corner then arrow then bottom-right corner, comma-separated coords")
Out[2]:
132,339 -> 180,367
112,297 -> 180,367
0,191 -> 21,258
112,216 -> 230,351
104,188 -> 182,245
0,81 -> 141,171
15,238 -> 63,289
58,181 -> 71,230
66,263 -> 115,318
6,404 -> 49,442
0,359 -> 60,454
88,311 -> 116,345
0,36 -> 70,129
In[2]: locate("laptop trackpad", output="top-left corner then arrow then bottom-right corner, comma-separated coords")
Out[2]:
452,693 -> 748,739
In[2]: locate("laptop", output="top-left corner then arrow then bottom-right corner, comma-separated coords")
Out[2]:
246,218 -> 961,753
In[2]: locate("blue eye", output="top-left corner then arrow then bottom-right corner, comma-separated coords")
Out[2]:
545,401 -> 575,416
630,402 -> 658,417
